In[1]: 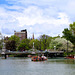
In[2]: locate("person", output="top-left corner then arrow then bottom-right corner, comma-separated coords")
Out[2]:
41,54 -> 47,60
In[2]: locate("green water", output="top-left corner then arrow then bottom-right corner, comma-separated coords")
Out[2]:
0,57 -> 75,75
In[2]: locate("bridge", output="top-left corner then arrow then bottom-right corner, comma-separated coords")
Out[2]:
0,50 -> 64,59
0,50 -> 64,54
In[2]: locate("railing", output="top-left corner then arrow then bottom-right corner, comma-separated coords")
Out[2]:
0,50 -> 64,54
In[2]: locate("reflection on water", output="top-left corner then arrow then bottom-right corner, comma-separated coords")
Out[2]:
0,57 -> 75,75
48,58 -> 75,64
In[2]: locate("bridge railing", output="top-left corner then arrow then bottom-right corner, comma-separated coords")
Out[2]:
4,50 -> 45,54
0,50 -> 64,54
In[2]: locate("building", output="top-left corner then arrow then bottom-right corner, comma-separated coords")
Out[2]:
14,29 -> 27,41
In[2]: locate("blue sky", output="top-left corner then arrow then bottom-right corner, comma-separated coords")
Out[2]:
0,0 -> 75,38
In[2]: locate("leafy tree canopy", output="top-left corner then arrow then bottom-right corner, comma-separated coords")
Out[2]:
6,40 -> 16,51
18,43 -> 29,51
63,22 -> 75,46
38,34 -> 53,50
49,37 -> 73,51
29,39 -> 40,50
18,39 -> 31,51
9,35 -> 20,45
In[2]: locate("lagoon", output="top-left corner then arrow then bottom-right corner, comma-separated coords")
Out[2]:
0,57 -> 75,75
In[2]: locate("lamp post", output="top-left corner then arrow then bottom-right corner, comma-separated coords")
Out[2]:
67,40 -> 68,56
54,46 -> 56,51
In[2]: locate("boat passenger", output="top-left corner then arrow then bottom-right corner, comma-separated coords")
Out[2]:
41,54 -> 47,60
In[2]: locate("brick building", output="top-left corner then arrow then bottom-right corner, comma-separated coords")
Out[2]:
14,29 -> 27,41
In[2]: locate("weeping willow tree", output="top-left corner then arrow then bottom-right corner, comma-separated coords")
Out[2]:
63,22 -> 75,52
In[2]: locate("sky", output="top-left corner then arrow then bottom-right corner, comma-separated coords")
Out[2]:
0,0 -> 75,38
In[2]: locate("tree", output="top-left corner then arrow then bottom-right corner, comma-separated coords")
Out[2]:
34,39 -> 40,50
21,39 -> 30,46
5,35 -> 20,51
49,40 -> 58,50
49,37 -> 73,51
29,39 -> 40,50
18,43 -> 29,51
18,39 -> 31,51
9,35 -> 20,45
39,34 -> 51,50
0,40 -> 2,49
6,40 -> 16,51
63,22 -> 75,51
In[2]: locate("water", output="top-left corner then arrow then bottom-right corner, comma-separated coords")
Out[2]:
0,57 -> 75,75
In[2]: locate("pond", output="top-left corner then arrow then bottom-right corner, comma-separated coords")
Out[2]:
0,57 -> 75,75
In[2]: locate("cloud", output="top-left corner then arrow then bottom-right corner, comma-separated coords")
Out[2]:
0,0 -> 74,38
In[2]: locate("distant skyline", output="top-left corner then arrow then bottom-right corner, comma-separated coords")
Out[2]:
0,0 -> 75,38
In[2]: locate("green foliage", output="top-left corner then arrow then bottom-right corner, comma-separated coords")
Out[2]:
21,39 -> 30,46
5,35 -> 20,51
6,40 -> 16,51
64,52 -> 75,56
0,40 -> 2,49
63,28 -> 73,41
70,22 -> 75,34
49,40 -> 61,50
18,39 -> 31,51
21,39 -> 30,43
29,39 -> 40,50
29,39 -> 35,48
18,43 -> 29,51
62,22 -> 75,52
49,37 -> 73,51
39,34 -> 52,50
9,35 -> 20,45
34,39 -> 40,50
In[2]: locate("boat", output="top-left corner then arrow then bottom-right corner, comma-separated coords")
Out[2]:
65,55 -> 75,59
31,56 -> 47,61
